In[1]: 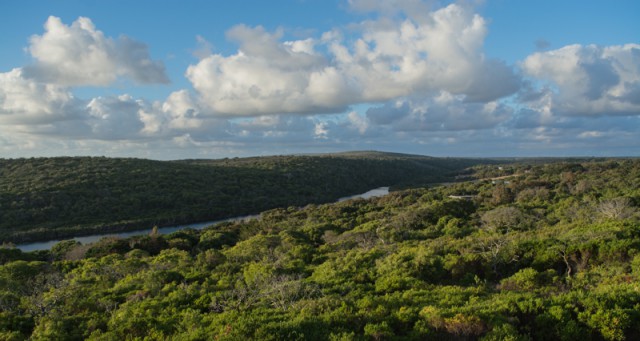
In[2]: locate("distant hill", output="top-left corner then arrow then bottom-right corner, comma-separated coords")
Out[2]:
0,152 -> 491,243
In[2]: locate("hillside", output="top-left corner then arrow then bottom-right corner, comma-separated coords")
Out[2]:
0,158 -> 639,339
0,152 -> 487,243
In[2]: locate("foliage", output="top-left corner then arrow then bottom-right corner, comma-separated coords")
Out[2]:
0,158 -> 639,339
0,152 -> 486,243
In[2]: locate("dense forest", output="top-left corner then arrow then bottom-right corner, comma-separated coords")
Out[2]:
1,158 -> 639,340
0,152 -> 485,243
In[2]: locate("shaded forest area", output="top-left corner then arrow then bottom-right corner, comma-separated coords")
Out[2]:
0,152 -> 485,243
1,158 -> 639,340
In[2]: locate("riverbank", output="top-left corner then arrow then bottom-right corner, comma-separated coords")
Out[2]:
17,187 -> 390,252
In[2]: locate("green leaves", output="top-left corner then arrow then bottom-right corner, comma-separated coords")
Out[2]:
1,153 -> 483,244
1,158 -> 640,339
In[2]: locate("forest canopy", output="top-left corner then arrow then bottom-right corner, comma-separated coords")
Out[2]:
1,157 -> 639,340
0,152 -> 486,243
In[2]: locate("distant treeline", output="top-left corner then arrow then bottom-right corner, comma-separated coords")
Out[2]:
0,152 -> 488,243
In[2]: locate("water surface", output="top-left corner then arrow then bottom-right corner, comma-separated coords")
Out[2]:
338,187 -> 389,202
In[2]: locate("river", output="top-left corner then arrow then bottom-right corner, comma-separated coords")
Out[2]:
16,186 -> 390,252
338,186 -> 390,201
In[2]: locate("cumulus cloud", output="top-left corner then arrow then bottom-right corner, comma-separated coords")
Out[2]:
2,4 -> 638,159
23,16 -> 168,86
0,69 -> 211,143
0,68 -> 79,124
366,92 -> 512,132
337,3 -> 520,102
521,44 -> 640,116
139,90 -> 211,136
0,90 -> 148,140
85,95 -> 146,139
1,69 -> 156,141
186,25 -> 356,116
0,16 -> 171,141
186,3 -> 520,117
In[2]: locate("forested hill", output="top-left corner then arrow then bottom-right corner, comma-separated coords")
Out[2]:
0,152 -> 487,243
1,159 -> 639,340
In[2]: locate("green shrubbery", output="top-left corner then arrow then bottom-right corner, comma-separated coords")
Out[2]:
0,158 -> 639,339
0,152 -> 485,243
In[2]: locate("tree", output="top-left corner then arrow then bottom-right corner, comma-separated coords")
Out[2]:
597,197 -> 634,220
50,240 -> 81,260
473,232 -> 519,277
491,184 -> 514,205
481,207 -> 531,233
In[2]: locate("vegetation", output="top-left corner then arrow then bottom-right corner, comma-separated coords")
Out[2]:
1,158 -> 639,340
0,152 -> 485,243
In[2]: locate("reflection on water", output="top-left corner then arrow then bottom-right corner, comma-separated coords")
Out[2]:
338,187 -> 389,202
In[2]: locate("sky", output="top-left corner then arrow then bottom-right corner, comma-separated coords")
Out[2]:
0,0 -> 639,160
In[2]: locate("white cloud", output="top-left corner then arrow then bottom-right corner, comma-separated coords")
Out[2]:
521,44 -> 640,116
230,114 -> 318,143
331,3 -> 520,102
85,95 -> 146,139
1,68 -> 152,140
139,90 -> 209,136
2,5 -> 639,159
0,68 -> 79,124
314,121 -> 329,140
0,70 -> 216,143
0,92 -> 148,141
348,111 -> 369,134
185,4 -> 520,117
0,17 -> 171,142
23,16 -> 168,86
578,131 -> 603,139
186,25 -> 355,116
365,93 -> 512,132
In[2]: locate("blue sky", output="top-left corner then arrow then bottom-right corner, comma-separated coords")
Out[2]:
0,0 -> 638,159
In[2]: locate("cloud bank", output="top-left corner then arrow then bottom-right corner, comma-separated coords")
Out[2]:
0,3 -> 639,159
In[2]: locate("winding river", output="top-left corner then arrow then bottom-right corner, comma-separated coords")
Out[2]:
16,187 -> 390,252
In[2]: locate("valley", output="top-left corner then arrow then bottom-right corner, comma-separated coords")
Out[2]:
1,155 -> 639,339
